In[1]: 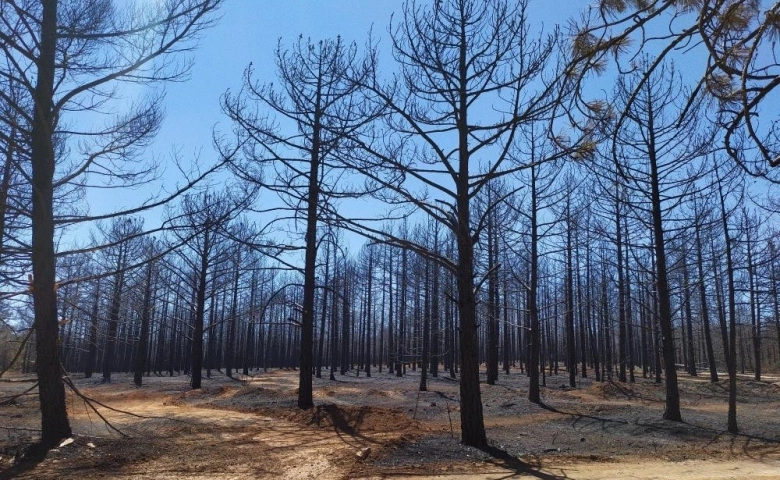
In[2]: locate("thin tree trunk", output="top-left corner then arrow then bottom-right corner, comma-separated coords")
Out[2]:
226,254 -> 240,378
695,226 -> 718,382
486,206 -> 499,385
190,229 -> 210,390
745,218 -> 761,381
84,282 -> 101,378
365,250 -> 373,377
682,252 -> 697,377
134,262 -> 155,386
528,164 -> 541,403
716,172 -> 738,434
103,247 -> 127,382
420,259 -> 430,391
647,110 -> 681,421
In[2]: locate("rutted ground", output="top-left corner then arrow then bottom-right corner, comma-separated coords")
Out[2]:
1,369 -> 779,479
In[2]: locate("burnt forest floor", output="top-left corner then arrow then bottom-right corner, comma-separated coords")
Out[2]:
1,366 -> 780,479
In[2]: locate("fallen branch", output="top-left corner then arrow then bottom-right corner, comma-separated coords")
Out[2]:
62,374 -> 128,438
0,382 -> 38,406
0,425 -> 41,432
60,370 -> 197,431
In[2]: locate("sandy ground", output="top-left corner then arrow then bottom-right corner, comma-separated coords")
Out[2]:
1,367 -> 779,479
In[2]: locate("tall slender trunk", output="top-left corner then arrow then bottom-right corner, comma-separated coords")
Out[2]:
378,248 -> 386,373
243,271 -> 259,376
134,262 -> 155,386
503,274 -> 511,375
329,249 -> 339,381
316,242 -> 330,378
601,265 -> 613,381
566,202 -> 576,387
420,259 -> 430,391
624,218 -> 636,383
640,276 -> 649,379
614,188 -> 627,383
84,281 -> 101,378
190,228 -> 211,390
577,237 -> 588,378
388,248 -> 395,374
454,35 -> 485,445
711,236 -> 731,368
695,226 -> 718,382
341,268 -> 350,375
31,0 -> 72,447
716,171 -> 738,433
745,217 -> 761,381
587,243 -> 601,382
226,253 -> 241,378
647,104 -> 681,421
430,240 -> 440,377
682,251 -> 697,376
365,251 -> 373,377
396,249 -> 407,376
528,164 -> 541,403
205,289 -> 217,377
486,204 -> 499,385
168,299 -> 179,376
298,92 -> 322,407
103,246 -> 127,382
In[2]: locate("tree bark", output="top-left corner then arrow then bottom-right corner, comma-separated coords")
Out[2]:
191,228 -> 210,389
134,262 -> 155,386
695,226 -> 718,382
31,0 -> 72,448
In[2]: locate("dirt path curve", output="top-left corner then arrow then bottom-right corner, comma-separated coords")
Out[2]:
3,372 -> 780,479
6,392 -> 379,479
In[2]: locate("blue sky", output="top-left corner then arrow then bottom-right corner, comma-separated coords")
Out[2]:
82,1 -> 401,232
83,1 -> 592,235
155,1 -> 400,164
152,1 -> 590,165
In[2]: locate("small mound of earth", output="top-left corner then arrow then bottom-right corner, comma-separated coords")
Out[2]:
375,433 -> 494,467
279,404 -> 423,434
589,381 -> 638,399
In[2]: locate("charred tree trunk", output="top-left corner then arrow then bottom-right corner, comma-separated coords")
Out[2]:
420,259 -> 430,391
695,226 -> 718,382
682,251 -> 697,377
30,0 -> 72,447
103,246 -> 127,382
226,254 -> 240,378
648,117 -> 681,421
486,206 -> 499,385
84,281 -> 101,378
565,200 -> 576,387
134,262 -> 155,386
716,173 -> 738,433
528,164 -> 541,403
191,227 -> 211,390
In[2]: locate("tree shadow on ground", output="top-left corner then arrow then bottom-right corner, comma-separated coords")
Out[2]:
0,442 -> 50,480
539,401 -> 780,445
477,445 -> 570,480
